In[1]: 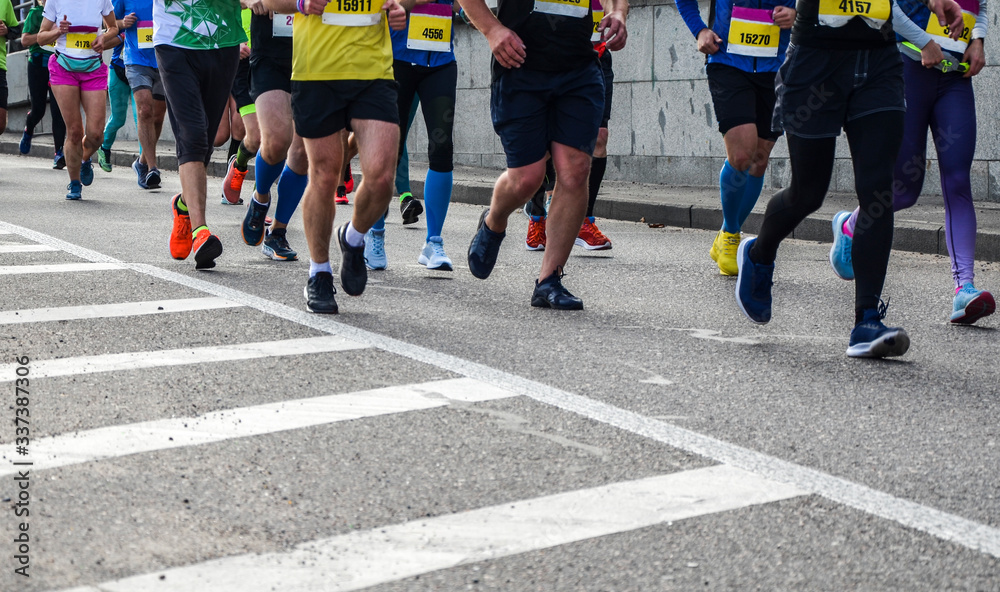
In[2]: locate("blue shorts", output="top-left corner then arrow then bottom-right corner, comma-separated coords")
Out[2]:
490,63 -> 604,169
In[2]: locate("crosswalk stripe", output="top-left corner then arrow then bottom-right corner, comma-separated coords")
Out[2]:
0,378 -> 514,477
0,244 -> 59,253
0,297 -> 242,325
0,335 -> 364,383
0,262 -> 121,275
51,465 -> 805,592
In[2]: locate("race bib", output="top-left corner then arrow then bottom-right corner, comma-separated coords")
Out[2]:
64,31 -> 98,56
591,0 -> 603,42
273,13 -> 295,37
137,20 -> 154,49
406,4 -> 452,52
727,7 -> 779,57
925,0 -> 977,53
817,0 -> 890,29
323,0 -> 382,27
534,0 -> 588,19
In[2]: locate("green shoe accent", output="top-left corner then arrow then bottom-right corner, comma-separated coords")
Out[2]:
192,225 -> 208,239
97,148 -> 112,172
175,196 -> 189,212
399,191 -> 412,203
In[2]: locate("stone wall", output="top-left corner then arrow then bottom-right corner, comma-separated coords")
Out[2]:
404,0 -> 1000,201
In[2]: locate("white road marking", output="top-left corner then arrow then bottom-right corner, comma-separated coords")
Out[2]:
49,466 -> 805,592
0,336 -> 364,382
0,244 -> 59,253
0,297 -> 241,325
0,378 -> 514,477
0,262 -> 120,275
5,220 -> 1000,559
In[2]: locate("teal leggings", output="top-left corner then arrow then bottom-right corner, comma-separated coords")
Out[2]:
102,67 -> 137,151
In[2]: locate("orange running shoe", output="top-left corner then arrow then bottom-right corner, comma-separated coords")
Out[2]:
170,194 -> 192,260
525,215 -> 546,251
192,227 -> 223,270
344,164 -> 355,194
222,155 -> 247,204
335,185 -> 350,205
575,216 -> 612,250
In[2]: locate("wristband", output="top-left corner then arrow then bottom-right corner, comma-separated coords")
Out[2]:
297,0 -> 306,14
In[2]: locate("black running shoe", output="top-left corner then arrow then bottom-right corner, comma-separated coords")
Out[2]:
531,268 -> 583,310
241,198 -> 270,246
400,192 -> 423,225
304,271 -> 339,314
336,223 -> 368,296
467,209 -> 505,280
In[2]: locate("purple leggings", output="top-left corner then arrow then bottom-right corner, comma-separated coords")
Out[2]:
848,57 -> 977,288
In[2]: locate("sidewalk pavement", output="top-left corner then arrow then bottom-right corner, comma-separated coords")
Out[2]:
5,133 -> 1000,262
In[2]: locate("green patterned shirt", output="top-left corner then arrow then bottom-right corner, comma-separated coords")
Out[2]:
152,0 -> 246,50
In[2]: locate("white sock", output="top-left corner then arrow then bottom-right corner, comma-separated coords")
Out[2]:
309,260 -> 332,277
345,222 -> 365,248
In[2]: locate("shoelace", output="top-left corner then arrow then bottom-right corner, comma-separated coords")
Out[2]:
370,235 -> 385,257
876,297 -> 890,321
430,240 -> 447,258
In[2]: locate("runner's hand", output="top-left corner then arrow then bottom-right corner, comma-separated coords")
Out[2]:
928,0 -> 964,40
696,28 -> 722,55
239,42 -> 251,59
384,0 -> 406,30
300,0 -> 328,15
92,34 -> 105,53
961,38 -> 984,77
487,25 -> 526,68
59,15 -> 71,34
0,22 -> 6,37
771,6 -> 795,29
245,0 -> 269,15
599,11 -> 627,51
920,39 -> 944,68
123,12 -> 138,28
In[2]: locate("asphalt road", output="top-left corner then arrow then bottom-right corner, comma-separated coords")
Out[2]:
1,152 -> 998,591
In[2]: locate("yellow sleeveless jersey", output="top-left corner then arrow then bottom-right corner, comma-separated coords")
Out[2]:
291,11 -> 393,81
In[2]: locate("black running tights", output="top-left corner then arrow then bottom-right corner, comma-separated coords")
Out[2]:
751,110 -> 904,314
24,57 -> 66,152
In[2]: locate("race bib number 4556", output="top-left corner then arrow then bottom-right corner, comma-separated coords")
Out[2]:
407,4 -> 452,52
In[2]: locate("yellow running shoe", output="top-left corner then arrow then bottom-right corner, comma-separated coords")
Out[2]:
711,230 -> 741,276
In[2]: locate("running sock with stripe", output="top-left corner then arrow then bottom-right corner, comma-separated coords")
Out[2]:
255,154 -> 285,196
719,160 -> 750,234
845,209 -> 858,238
235,141 -> 255,171
274,165 -> 307,225
738,172 -> 765,228
175,196 -> 188,212
309,259 -> 333,278
191,225 -> 208,239
424,169 -> 453,240
227,138 -> 240,163
587,157 -> 607,218
345,222 -> 365,248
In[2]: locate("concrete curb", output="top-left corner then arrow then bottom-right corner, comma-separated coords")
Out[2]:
5,137 -> 998,262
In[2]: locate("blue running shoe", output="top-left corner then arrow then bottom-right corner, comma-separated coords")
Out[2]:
65,180 -> 83,200
53,150 -> 66,170
261,228 -> 298,261
80,159 -> 95,186
830,210 -> 855,281
133,158 -> 149,189
144,168 -> 161,189
19,131 -> 32,154
364,228 -> 387,270
735,237 -> 774,324
531,267 -> 583,310
418,236 -> 453,271
241,197 -> 270,246
950,283 -> 996,325
467,209 -> 505,279
847,300 -> 910,358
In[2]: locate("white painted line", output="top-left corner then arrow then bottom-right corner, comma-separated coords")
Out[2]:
0,244 -> 59,253
0,378 -> 514,477
0,262 -> 120,275
5,220 -> 1000,560
0,297 -> 242,325
0,335 -> 364,382
53,466 -> 805,592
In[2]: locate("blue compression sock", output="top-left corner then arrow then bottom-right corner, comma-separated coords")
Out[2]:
255,153 -> 286,196
274,165 -> 307,225
719,160 -> 749,234
372,211 -> 386,232
424,169 -> 453,240
738,172 -> 765,228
